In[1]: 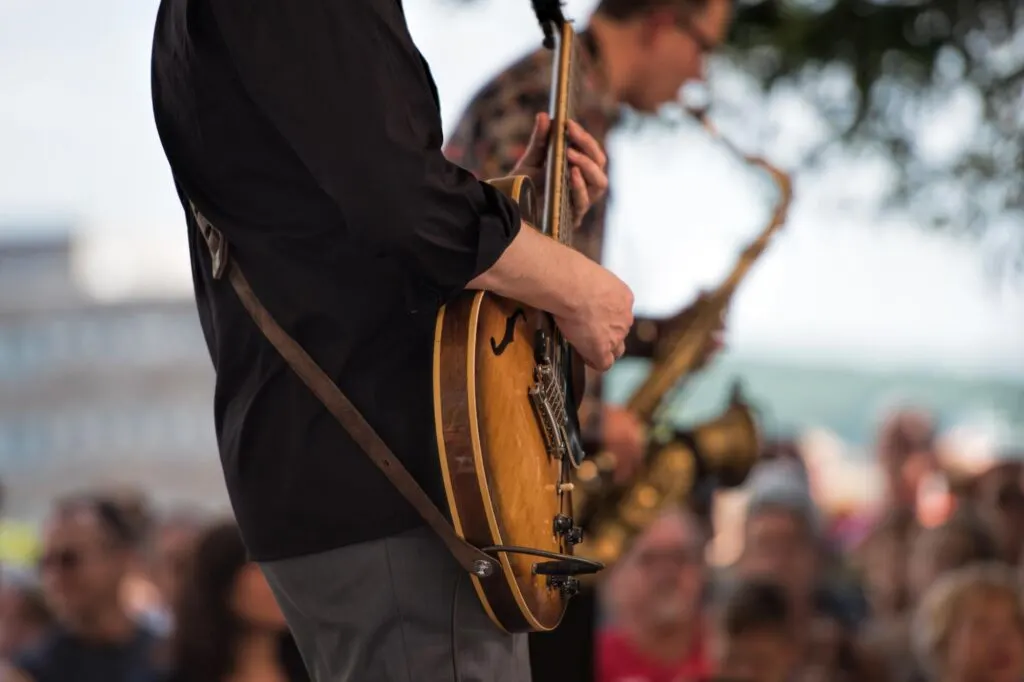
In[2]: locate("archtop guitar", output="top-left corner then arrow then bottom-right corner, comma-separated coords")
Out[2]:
432,1 -> 600,633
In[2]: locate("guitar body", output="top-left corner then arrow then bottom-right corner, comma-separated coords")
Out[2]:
433,174 -> 587,633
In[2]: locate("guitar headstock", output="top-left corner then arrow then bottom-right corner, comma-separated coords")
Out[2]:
530,0 -> 567,48
532,2 -> 583,247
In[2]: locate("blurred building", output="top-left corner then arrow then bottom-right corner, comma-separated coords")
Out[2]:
0,232 -> 226,524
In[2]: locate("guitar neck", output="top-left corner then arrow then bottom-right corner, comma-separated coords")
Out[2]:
540,19 -> 581,246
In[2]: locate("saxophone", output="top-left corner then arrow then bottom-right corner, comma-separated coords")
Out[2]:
574,106 -> 794,566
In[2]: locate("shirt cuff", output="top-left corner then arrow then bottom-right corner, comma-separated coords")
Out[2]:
468,180 -> 522,285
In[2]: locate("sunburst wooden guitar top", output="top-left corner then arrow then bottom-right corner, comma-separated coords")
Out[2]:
432,11 -> 598,633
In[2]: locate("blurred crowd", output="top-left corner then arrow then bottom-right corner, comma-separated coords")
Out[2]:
0,494 -> 307,682
1,405 -> 1023,682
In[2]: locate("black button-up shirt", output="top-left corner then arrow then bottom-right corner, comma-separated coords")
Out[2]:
150,0 -> 522,560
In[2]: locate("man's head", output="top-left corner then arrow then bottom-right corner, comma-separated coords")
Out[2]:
876,408 -> 937,510
738,463 -> 821,605
148,511 -> 204,611
713,579 -> 797,682
973,462 -> 1024,562
38,496 -> 135,626
591,0 -> 732,112
607,505 -> 707,633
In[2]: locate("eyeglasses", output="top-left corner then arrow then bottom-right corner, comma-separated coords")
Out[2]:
675,12 -> 719,55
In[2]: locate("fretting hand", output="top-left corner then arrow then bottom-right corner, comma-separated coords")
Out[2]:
513,113 -> 608,228
552,254 -> 633,371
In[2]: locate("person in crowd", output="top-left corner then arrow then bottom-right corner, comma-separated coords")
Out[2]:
0,568 -> 52,660
145,510 -> 204,636
734,460 -> 882,682
0,495 -> 163,682
736,461 -> 837,623
877,409 -> 939,519
711,579 -> 798,682
165,520 -> 307,682
838,409 -> 938,554
598,504 -> 710,682
912,562 -> 1024,682
95,490 -> 166,637
854,508 -> 917,621
863,512 -> 1002,682
906,510 -> 1001,606
968,460 -> 1024,564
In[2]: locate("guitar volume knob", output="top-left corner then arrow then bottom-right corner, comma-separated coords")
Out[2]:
553,513 -> 573,534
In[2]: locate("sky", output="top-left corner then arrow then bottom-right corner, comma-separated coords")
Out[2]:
1,0 -> 1022,379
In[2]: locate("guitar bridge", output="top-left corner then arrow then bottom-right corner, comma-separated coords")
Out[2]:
528,362 -> 570,460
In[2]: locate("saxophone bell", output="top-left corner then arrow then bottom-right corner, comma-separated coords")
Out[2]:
573,383 -> 762,568
667,381 -> 761,490
569,103 -> 793,569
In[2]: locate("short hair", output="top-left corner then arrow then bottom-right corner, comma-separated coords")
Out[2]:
594,0 -> 710,21
621,503 -> 707,560
96,487 -> 154,548
745,460 -> 821,540
912,562 -> 1024,677
53,494 -> 138,549
720,579 -> 792,637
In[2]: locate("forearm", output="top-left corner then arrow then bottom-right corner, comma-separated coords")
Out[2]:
467,223 -> 591,319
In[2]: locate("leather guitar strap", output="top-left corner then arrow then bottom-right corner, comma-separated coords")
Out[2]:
189,203 -> 496,577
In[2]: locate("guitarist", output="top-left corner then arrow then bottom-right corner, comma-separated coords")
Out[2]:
149,1 -> 630,681
444,1 -> 732,680
446,0 -> 733,485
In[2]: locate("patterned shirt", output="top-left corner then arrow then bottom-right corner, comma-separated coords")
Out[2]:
445,30 -> 619,265
445,30 -> 661,445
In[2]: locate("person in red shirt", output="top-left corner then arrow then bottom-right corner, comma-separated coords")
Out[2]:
597,505 -> 711,682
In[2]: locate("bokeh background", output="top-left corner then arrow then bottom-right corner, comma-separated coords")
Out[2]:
1,3 -> 1024,682
1,0 -> 1020,530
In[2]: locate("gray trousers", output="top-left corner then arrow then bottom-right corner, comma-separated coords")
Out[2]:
259,526 -> 532,682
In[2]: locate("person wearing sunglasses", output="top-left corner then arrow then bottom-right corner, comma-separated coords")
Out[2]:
1,496 -> 162,682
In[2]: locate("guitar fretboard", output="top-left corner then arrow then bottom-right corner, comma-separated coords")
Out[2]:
542,19 -> 584,250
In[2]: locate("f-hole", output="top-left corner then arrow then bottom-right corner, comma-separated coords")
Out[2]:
490,308 -> 527,356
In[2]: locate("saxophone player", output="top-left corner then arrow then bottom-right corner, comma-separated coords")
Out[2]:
445,0 -> 731,485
